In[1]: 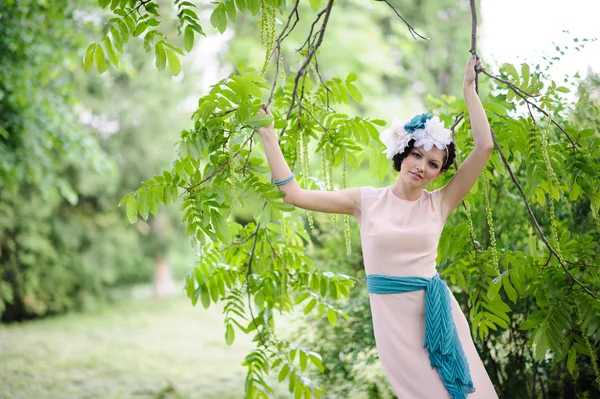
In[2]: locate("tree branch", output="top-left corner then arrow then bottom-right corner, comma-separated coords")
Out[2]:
185,132 -> 254,193
480,69 -> 578,150
267,0 -> 301,105
490,128 -> 597,300
379,0 -> 429,41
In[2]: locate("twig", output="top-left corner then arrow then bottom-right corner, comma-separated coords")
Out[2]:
265,232 -> 281,261
450,112 -> 464,141
185,132 -> 254,193
298,7 -> 328,54
303,107 -> 333,132
313,55 -> 332,110
286,0 -> 335,122
379,0 -> 429,41
213,107 -> 238,118
469,0 -> 479,93
480,69 -> 578,150
469,0 -> 477,54
236,136 -> 253,175
245,222 -> 268,347
267,0 -> 301,105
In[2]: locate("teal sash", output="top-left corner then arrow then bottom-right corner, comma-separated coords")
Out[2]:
366,273 -> 476,399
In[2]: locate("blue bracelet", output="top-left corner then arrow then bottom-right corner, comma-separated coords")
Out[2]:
273,174 -> 295,186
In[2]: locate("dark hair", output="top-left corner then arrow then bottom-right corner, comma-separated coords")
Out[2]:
392,139 -> 456,173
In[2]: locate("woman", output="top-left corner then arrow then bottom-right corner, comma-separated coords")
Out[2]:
256,55 -> 499,398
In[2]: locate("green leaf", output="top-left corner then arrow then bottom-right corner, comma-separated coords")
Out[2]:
504,274 -> 518,303
184,25 -> 194,52
133,22 -> 148,37
487,278 -> 502,301
346,72 -> 358,83
299,350 -> 308,371
118,193 -> 132,207
503,63 -> 519,81
225,324 -> 235,345
210,4 -> 227,34
246,0 -> 260,15
259,204 -> 272,226
118,20 -> 130,43
533,328 -> 547,361
246,114 -> 273,128
309,0 -> 321,12
95,45 -> 107,74
567,346 -> 577,375
556,86 -> 570,93
271,201 -> 295,212
304,298 -> 317,315
166,50 -> 181,76
111,29 -> 123,53
149,186 -> 160,216
278,363 -> 289,382
569,182 -> 580,201
126,196 -> 137,224
224,0 -> 237,22
186,275 -> 195,300
211,209 -> 232,244
98,0 -> 111,9
347,83 -> 363,102
327,308 -> 337,326
103,36 -> 118,66
308,351 -> 324,372
484,311 -> 509,329
521,63 -> 530,84
83,43 -> 95,71
200,284 -> 210,308
155,41 -> 166,71
138,191 -> 150,220
147,18 -> 160,27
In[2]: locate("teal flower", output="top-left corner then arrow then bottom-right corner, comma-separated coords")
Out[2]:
404,112 -> 433,134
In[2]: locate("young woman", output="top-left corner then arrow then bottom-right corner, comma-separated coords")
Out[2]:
256,55 -> 499,398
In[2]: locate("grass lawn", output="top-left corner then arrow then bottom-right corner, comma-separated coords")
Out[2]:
0,286 -> 292,399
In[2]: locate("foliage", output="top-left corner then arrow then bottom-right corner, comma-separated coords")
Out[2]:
86,0 -> 600,398
0,0 -> 192,321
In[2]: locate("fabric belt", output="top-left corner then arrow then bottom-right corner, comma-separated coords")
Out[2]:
366,273 -> 476,399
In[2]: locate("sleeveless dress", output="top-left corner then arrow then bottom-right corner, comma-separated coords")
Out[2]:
356,186 -> 499,398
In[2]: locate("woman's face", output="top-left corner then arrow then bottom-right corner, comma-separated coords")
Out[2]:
401,145 -> 446,186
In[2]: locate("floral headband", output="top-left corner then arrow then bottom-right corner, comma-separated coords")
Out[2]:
379,112 -> 453,159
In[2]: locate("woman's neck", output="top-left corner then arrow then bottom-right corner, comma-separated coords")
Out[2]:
391,181 -> 422,201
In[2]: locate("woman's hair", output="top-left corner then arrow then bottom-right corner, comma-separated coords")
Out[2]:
392,139 -> 456,173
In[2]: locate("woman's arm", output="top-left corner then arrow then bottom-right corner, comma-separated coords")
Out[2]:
256,106 -> 361,217
440,56 -> 494,219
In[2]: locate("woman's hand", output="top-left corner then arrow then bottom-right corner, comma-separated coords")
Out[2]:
256,104 -> 276,140
463,54 -> 483,89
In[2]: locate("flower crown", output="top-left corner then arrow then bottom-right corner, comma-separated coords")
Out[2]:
379,112 -> 453,159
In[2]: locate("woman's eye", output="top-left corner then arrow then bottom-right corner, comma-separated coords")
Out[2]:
429,163 -> 438,168
412,152 -> 420,158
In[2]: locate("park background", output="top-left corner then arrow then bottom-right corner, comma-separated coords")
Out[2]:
1,0 -> 600,398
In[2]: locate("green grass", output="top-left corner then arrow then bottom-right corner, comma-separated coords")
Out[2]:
0,287 -> 291,399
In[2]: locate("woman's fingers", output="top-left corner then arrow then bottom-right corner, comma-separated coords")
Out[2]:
259,104 -> 272,115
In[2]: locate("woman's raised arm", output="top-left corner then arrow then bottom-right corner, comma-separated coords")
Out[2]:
439,55 -> 494,219
256,105 -> 361,217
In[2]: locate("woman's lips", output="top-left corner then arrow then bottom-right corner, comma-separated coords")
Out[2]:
410,172 -> 423,180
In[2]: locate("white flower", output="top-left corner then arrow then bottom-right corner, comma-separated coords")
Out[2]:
379,118 -> 412,159
412,116 -> 452,151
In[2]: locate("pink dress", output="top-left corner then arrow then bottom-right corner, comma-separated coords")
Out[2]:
356,186 -> 499,398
